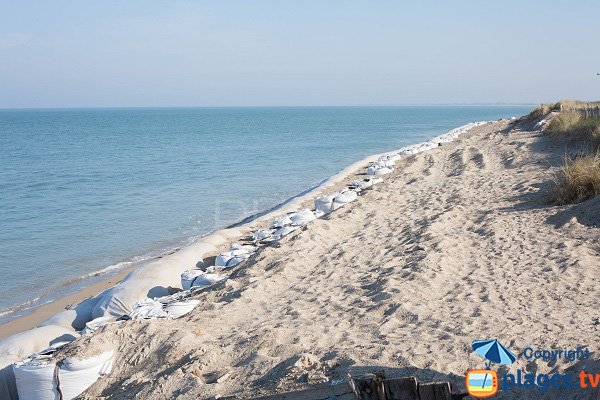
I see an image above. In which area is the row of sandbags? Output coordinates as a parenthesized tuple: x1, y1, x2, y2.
(364, 121, 490, 176)
(249, 177, 385, 246)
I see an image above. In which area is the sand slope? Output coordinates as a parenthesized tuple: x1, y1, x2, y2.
(64, 120, 599, 399)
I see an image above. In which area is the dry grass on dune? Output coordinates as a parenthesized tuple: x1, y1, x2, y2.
(552, 152, 600, 205)
(548, 112, 600, 143)
(528, 100, 600, 204)
(526, 103, 553, 120)
(527, 99, 600, 122)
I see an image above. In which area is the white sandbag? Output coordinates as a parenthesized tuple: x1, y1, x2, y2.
(430, 121, 487, 144)
(189, 272, 227, 290)
(194, 259, 206, 270)
(376, 156, 395, 167)
(314, 190, 358, 214)
(215, 248, 252, 268)
(13, 358, 56, 400)
(59, 350, 114, 399)
(164, 300, 200, 318)
(252, 229, 273, 242)
(351, 177, 383, 190)
(367, 164, 393, 176)
(0, 357, 18, 400)
(91, 229, 241, 319)
(81, 317, 114, 335)
(181, 269, 205, 290)
(129, 298, 169, 319)
(350, 179, 371, 190)
(39, 295, 104, 332)
(13, 350, 114, 400)
(268, 214, 292, 229)
(272, 225, 299, 240)
(0, 325, 79, 366)
(289, 208, 316, 226)
(314, 194, 337, 214)
(0, 326, 78, 400)
(334, 190, 358, 205)
(396, 141, 435, 156)
(229, 243, 255, 252)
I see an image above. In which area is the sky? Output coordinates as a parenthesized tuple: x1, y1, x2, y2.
(0, 0, 599, 108)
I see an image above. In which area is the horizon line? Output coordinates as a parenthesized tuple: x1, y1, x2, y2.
(0, 103, 538, 111)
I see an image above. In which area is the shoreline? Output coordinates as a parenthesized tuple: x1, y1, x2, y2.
(0, 120, 492, 341)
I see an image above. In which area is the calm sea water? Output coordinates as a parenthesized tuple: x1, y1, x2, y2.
(0, 106, 530, 318)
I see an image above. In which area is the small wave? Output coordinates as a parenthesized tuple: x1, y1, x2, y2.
(0, 295, 41, 318)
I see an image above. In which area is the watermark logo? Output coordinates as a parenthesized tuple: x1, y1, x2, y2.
(466, 339, 516, 399)
(466, 341, 595, 397)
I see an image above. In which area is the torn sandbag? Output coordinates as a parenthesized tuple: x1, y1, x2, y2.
(164, 300, 200, 319)
(268, 214, 292, 229)
(181, 270, 227, 291)
(81, 317, 114, 335)
(272, 225, 299, 240)
(252, 229, 273, 243)
(129, 298, 169, 319)
(289, 208, 317, 226)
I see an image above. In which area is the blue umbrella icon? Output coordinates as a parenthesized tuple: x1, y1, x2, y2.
(472, 339, 516, 366)
(472, 339, 516, 389)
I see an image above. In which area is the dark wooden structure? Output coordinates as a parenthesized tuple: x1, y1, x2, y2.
(250, 372, 466, 400)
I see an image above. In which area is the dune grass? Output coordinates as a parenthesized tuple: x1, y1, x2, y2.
(528, 100, 600, 204)
(527, 100, 600, 123)
(548, 112, 600, 143)
(552, 152, 600, 204)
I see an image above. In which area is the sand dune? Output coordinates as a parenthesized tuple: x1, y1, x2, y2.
(60, 119, 599, 399)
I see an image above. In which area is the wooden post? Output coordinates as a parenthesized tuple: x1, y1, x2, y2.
(351, 372, 385, 400)
(250, 374, 457, 400)
(383, 377, 419, 400)
(417, 382, 453, 400)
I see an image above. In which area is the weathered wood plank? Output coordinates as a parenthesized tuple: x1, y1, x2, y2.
(352, 373, 385, 400)
(249, 375, 454, 400)
(417, 382, 452, 400)
(383, 377, 419, 400)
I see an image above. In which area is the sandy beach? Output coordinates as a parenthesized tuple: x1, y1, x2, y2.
(29, 117, 595, 399)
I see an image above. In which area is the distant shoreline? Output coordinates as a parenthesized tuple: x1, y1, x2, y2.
(0, 104, 536, 111)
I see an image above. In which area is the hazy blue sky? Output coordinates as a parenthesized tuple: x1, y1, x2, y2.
(1, 0, 599, 108)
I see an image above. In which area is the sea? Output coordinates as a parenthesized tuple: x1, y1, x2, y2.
(0, 106, 531, 322)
